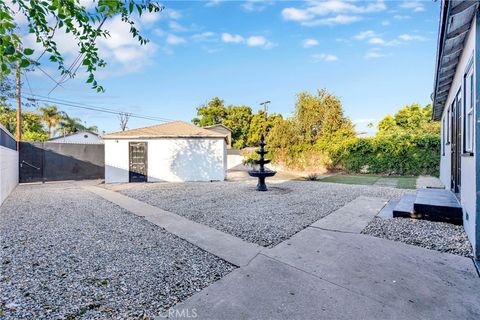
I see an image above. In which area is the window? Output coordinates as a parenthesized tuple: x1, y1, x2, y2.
(464, 61, 474, 154)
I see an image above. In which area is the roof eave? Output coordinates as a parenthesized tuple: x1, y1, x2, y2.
(432, 0, 478, 120)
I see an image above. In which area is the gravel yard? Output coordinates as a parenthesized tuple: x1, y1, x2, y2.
(0, 182, 235, 319)
(112, 180, 409, 247)
(362, 217, 472, 257)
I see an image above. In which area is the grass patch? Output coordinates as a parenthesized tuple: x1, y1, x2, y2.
(319, 175, 380, 185)
(395, 176, 417, 189)
(318, 174, 417, 189)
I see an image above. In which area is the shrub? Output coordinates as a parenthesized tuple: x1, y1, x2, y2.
(331, 133, 440, 176)
(306, 173, 320, 181)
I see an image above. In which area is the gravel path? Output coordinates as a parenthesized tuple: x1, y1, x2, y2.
(0, 182, 235, 319)
(362, 217, 472, 257)
(114, 181, 409, 247)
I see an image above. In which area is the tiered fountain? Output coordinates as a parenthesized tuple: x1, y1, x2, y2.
(248, 134, 276, 191)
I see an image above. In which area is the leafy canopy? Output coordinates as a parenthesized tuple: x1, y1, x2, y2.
(192, 97, 279, 148)
(266, 89, 355, 150)
(0, 105, 49, 141)
(192, 97, 228, 127)
(0, 0, 163, 92)
(377, 103, 439, 135)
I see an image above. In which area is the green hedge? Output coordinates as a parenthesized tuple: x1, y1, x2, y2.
(332, 134, 440, 176)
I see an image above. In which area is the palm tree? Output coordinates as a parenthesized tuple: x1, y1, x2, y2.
(38, 105, 61, 138)
(56, 112, 99, 136)
(57, 112, 84, 135)
(86, 125, 98, 133)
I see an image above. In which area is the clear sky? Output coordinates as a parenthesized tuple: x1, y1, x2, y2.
(22, 0, 440, 135)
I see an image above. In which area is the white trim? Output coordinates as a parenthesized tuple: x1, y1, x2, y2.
(464, 54, 475, 153)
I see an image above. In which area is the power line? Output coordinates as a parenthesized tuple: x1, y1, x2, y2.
(49, 17, 108, 95)
(23, 71, 35, 97)
(21, 93, 174, 123)
(17, 48, 63, 88)
(28, 93, 174, 122)
(34, 65, 64, 88)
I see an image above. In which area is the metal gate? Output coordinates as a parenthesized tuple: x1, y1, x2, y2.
(129, 142, 148, 182)
(19, 142, 105, 183)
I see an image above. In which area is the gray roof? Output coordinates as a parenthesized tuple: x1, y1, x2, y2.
(103, 121, 227, 139)
(432, 0, 478, 120)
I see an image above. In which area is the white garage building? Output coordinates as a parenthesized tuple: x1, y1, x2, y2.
(103, 121, 228, 183)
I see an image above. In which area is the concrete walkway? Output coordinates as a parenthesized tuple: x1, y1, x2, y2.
(175, 227, 479, 319)
(311, 196, 387, 233)
(85, 186, 262, 267)
(172, 197, 480, 320)
(87, 186, 480, 319)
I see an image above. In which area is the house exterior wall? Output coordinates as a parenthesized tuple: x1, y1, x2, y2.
(50, 132, 103, 144)
(105, 139, 129, 183)
(0, 125, 18, 206)
(439, 16, 477, 252)
(105, 138, 226, 183)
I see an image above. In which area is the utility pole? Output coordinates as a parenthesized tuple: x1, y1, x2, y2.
(259, 100, 271, 135)
(16, 62, 21, 150)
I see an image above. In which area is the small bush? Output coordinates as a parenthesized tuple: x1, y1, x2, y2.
(306, 173, 320, 181)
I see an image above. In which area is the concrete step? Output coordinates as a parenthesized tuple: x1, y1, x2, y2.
(392, 194, 418, 218)
(414, 188, 463, 225)
(377, 197, 400, 219)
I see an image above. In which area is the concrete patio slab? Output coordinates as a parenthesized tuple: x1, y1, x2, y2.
(171, 254, 406, 320)
(177, 226, 479, 319)
(264, 227, 480, 319)
(311, 196, 388, 233)
(416, 175, 444, 189)
(85, 186, 262, 267)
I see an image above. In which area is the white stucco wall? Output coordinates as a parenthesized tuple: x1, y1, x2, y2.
(227, 154, 245, 169)
(105, 139, 130, 183)
(105, 138, 226, 183)
(0, 146, 18, 206)
(439, 17, 476, 248)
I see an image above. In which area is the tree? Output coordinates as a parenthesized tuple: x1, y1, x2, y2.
(39, 105, 61, 138)
(0, 72, 15, 106)
(192, 97, 228, 126)
(294, 89, 354, 144)
(377, 103, 440, 135)
(247, 110, 282, 146)
(223, 106, 252, 148)
(57, 112, 98, 135)
(267, 117, 300, 149)
(119, 112, 130, 131)
(0, 0, 163, 92)
(378, 115, 396, 133)
(0, 105, 16, 133)
(192, 98, 255, 148)
(0, 105, 48, 141)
